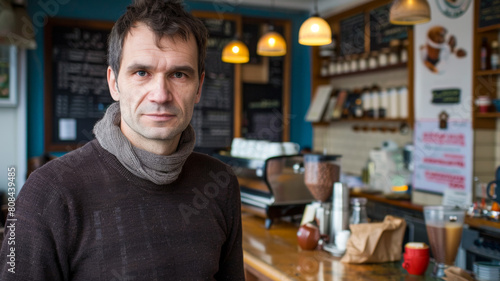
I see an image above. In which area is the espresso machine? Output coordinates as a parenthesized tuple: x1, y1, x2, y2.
(214, 154, 316, 229)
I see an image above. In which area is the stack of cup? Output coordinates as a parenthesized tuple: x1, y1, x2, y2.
(330, 182, 350, 246)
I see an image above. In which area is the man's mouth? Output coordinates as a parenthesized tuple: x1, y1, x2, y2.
(143, 113, 175, 122)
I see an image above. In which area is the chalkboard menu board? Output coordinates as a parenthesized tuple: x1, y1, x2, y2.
(242, 22, 261, 64)
(242, 56, 284, 142)
(44, 18, 114, 151)
(340, 13, 365, 56)
(369, 4, 408, 51)
(191, 16, 235, 151)
(479, 0, 500, 29)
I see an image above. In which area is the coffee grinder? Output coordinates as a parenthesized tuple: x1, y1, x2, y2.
(303, 154, 345, 254)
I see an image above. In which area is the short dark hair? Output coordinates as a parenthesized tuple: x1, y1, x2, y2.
(108, 0, 208, 78)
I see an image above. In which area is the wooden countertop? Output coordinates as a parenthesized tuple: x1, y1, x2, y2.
(242, 212, 439, 281)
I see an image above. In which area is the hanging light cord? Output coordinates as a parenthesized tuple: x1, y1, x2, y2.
(313, 0, 319, 17)
(269, 0, 276, 31)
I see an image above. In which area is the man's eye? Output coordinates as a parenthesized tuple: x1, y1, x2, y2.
(136, 71, 147, 77)
(173, 72, 184, 78)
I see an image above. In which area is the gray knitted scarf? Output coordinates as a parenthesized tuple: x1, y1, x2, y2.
(93, 102, 195, 185)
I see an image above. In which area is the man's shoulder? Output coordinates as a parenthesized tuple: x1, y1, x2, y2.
(28, 140, 104, 183)
(187, 152, 231, 170)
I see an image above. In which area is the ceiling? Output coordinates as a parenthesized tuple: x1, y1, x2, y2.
(194, 0, 372, 17)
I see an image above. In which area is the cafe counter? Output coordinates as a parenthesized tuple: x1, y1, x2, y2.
(242, 212, 440, 281)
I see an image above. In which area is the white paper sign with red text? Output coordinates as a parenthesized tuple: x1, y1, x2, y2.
(413, 120, 472, 202)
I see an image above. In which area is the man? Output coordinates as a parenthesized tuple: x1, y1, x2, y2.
(0, 0, 244, 279)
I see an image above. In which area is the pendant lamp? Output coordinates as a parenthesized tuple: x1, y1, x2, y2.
(389, 0, 431, 25)
(0, 0, 36, 49)
(257, 25, 286, 56)
(299, 0, 331, 46)
(257, 0, 286, 56)
(221, 39, 249, 64)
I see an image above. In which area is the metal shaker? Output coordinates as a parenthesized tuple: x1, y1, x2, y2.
(329, 182, 350, 243)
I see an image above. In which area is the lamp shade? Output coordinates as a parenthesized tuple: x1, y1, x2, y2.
(0, 0, 36, 49)
(389, 0, 431, 25)
(257, 31, 286, 56)
(221, 39, 249, 64)
(299, 16, 332, 46)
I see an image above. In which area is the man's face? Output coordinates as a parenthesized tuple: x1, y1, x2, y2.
(107, 22, 204, 148)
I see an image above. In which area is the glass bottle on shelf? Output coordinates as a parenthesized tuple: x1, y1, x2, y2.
(491, 40, 499, 70)
(378, 48, 389, 67)
(350, 54, 358, 72)
(328, 58, 336, 75)
(353, 96, 363, 118)
(368, 51, 378, 69)
(336, 57, 344, 74)
(358, 54, 367, 71)
(343, 55, 351, 73)
(400, 40, 408, 63)
(388, 87, 399, 119)
(398, 86, 409, 119)
(389, 39, 400, 65)
(379, 88, 388, 118)
(321, 60, 329, 77)
(362, 90, 372, 118)
(481, 37, 491, 70)
(370, 87, 380, 119)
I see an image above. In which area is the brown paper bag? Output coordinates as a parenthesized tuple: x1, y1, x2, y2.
(442, 266, 475, 281)
(341, 215, 406, 264)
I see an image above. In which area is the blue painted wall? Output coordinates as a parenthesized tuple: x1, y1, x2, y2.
(26, 0, 312, 157)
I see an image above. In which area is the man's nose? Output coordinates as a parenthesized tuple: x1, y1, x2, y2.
(148, 76, 173, 103)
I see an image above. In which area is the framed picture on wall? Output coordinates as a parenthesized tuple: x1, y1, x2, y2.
(0, 45, 17, 107)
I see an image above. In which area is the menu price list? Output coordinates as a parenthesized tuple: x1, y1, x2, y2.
(369, 3, 408, 52)
(340, 13, 365, 56)
(191, 20, 234, 149)
(49, 24, 114, 144)
(479, 0, 500, 29)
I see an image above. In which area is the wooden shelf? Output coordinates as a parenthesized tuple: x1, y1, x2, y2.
(340, 117, 408, 122)
(476, 69, 500, 76)
(477, 24, 500, 33)
(320, 62, 407, 79)
(465, 216, 500, 230)
(313, 117, 409, 127)
(475, 112, 500, 118)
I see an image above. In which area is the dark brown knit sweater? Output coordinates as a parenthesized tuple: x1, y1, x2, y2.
(0, 140, 244, 280)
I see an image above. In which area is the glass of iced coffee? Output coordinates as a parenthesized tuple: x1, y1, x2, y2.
(423, 206, 466, 278)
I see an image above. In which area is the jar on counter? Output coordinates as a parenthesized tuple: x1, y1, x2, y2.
(350, 197, 368, 225)
(368, 52, 378, 69)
